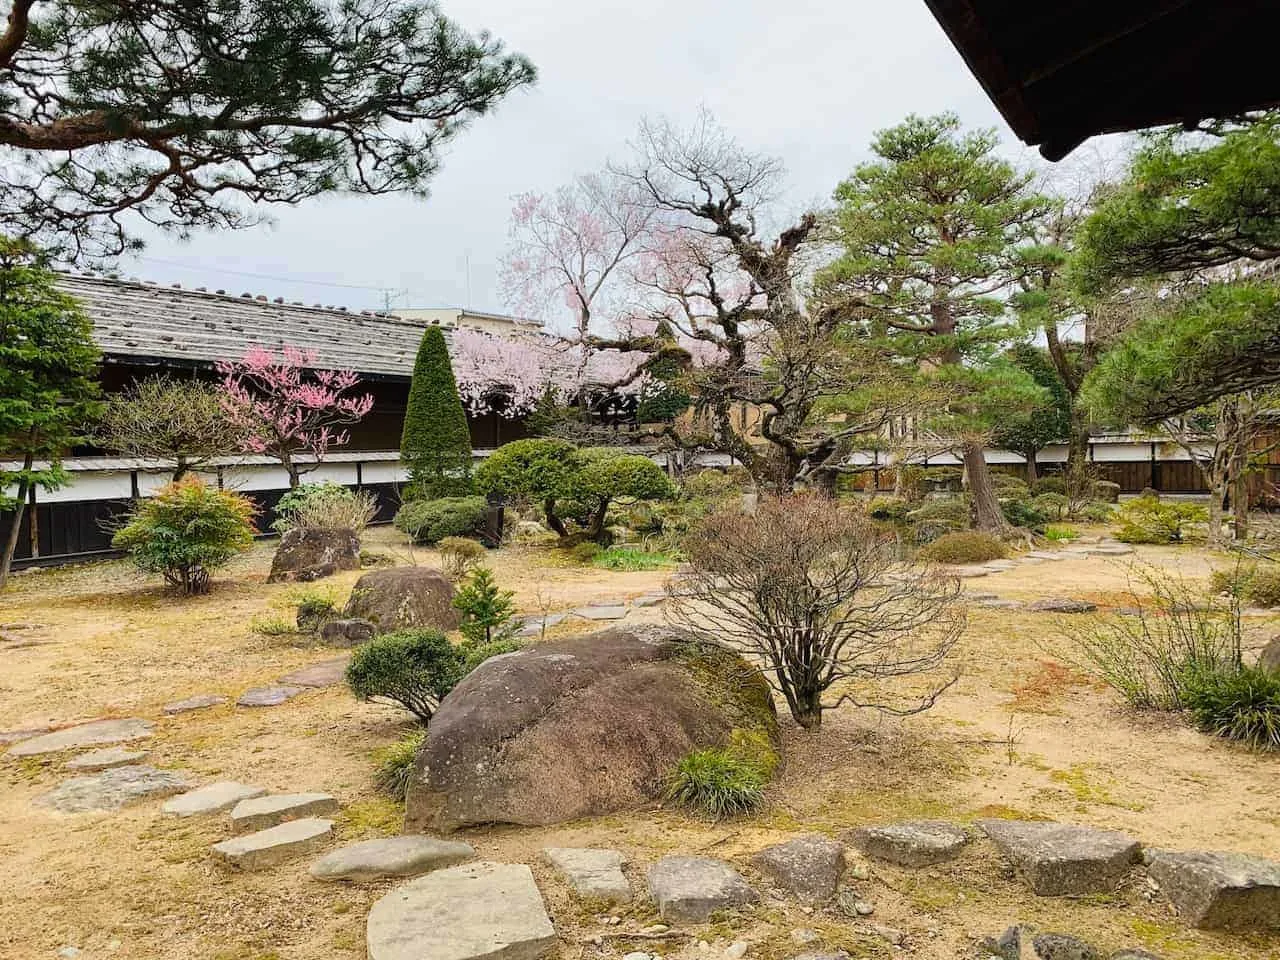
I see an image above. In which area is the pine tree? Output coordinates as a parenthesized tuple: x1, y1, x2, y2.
(452, 566, 518, 646)
(0, 239, 101, 587)
(401, 326, 473, 499)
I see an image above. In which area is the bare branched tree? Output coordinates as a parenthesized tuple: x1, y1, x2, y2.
(666, 494, 965, 729)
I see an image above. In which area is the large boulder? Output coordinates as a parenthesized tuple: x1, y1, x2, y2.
(405, 626, 779, 832)
(343, 567, 460, 634)
(1258, 636, 1280, 673)
(267, 527, 360, 583)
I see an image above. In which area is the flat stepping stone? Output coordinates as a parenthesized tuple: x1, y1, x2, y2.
(950, 566, 990, 578)
(749, 834, 846, 902)
(311, 836, 475, 882)
(982, 560, 1018, 571)
(978, 820, 1140, 896)
(366, 861, 556, 960)
(1144, 848, 1280, 930)
(65, 747, 148, 771)
(1026, 552, 1067, 561)
(237, 685, 306, 707)
(212, 817, 333, 870)
(648, 855, 758, 922)
(163, 781, 266, 817)
(851, 821, 969, 867)
(163, 694, 227, 714)
(975, 599, 1023, 610)
(34, 765, 192, 813)
(8, 718, 152, 757)
(632, 595, 666, 607)
(278, 656, 350, 688)
(230, 792, 339, 832)
(1086, 545, 1133, 556)
(517, 613, 566, 637)
(542, 847, 631, 903)
(1026, 598, 1098, 614)
(572, 605, 628, 621)
(0, 726, 54, 745)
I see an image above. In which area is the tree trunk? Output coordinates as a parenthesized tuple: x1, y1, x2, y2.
(0, 469, 31, 591)
(1205, 477, 1228, 550)
(172, 458, 191, 482)
(963, 441, 1009, 534)
(586, 498, 611, 542)
(1024, 448, 1039, 484)
(543, 497, 567, 538)
(787, 685, 824, 729)
(1066, 408, 1090, 471)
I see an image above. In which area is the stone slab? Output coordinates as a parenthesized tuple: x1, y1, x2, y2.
(1026, 598, 1099, 614)
(647, 855, 758, 922)
(162, 694, 228, 715)
(230, 792, 339, 832)
(1026, 552, 1067, 561)
(34, 765, 191, 813)
(163, 781, 267, 817)
(1144, 848, 1280, 930)
(978, 820, 1140, 896)
(311, 836, 475, 882)
(632, 595, 666, 607)
(278, 656, 351, 688)
(212, 817, 333, 870)
(517, 613, 566, 638)
(572, 605, 629, 621)
(975, 599, 1024, 610)
(9, 718, 153, 757)
(0, 726, 54, 745)
(982, 560, 1018, 571)
(542, 847, 631, 903)
(237, 685, 306, 707)
(366, 861, 557, 960)
(851, 820, 969, 867)
(65, 747, 149, 771)
(749, 834, 846, 902)
(950, 566, 990, 579)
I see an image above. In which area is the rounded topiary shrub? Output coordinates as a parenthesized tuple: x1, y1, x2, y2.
(345, 629, 466, 723)
(917, 530, 1007, 564)
(1031, 476, 1067, 496)
(867, 495, 911, 521)
(393, 496, 487, 545)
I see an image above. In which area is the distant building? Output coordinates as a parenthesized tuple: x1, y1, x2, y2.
(391, 306, 543, 336)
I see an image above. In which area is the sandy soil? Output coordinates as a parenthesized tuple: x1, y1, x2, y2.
(1, 528, 1276, 960)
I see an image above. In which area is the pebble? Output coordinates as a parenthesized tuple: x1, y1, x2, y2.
(854, 900, 874, 916)
(725, 942, 749, 959)
(623, 953, 652, 960)
(848, 863, 871, 881)
(791, 929, 821, 944)
(57, 948, 82, 959)
(640, 924, 669, 935)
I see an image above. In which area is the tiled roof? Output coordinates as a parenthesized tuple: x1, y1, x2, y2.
(57, 274, 435, 378)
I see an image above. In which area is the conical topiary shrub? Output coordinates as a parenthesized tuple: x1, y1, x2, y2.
(401, 326, 473, 499)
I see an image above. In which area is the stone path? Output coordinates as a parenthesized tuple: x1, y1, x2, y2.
(237, 685, 306, 707)
(34, 765, 192, 813)
(572, 604, 629, 621)
(1144, 848, 1280, 930)
(366, 862, 556, 960)
(851, 821, 969, 867)
(163, 781, 266, 817)
(311, 836, 475, 882)
(65, 746, 148, 771)
(542, 847, 631, 903)
(648, 855, 757, 922)
(978, 820, 1141, 896)
(8, 718, 152, 757)
(277, 656, 350, 688)
(213, 818, 334, 870)
(750, 835, 846, 903)
(162, 694, 227, 715)
(229, 792, 339, 832)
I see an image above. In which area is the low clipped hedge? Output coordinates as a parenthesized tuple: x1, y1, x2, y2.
(393, 496, 487, 545)
(918, 530, 1007, 564)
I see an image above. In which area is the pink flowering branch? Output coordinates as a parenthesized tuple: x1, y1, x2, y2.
(217, 346, 374, 487)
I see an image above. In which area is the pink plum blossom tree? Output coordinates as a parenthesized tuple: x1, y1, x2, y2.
(218, 346, 374, 487)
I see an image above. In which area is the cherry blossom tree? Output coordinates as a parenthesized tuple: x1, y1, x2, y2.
(218, 346, 374, 487)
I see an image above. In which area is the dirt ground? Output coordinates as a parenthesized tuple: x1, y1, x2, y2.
(1, 527, 1277, 960)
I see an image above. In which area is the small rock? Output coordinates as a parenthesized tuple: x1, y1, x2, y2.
(951, 566, 990, 578)
(162, 694, 227, 714)
(57, 948, 82, 959)
(725, 941, 749, 959)
(1257, 636, 1280, 673)
(851, 821, 968, 867)
(9, 718, 153, 757)
(647, 855, 757, 922)
(1026, 598, 1098, 614)
(65, 746, 148, 771)
(572, 604, 628, 621)
(212, 817, 334, 870)
(978, 820, 1140, 896)
(639, 924, 669, 935)
(542, 847, 631, 903)
(230, 792, 339, 832)
(790, 929, 820, 945)
(1033, 932, 1102, 960)
(623, 953, 651, 960)
(163, 781, 267, 817)
(853, 900, 873, 916)
(847, 862, 871, 881)
(633, 595, 666, 607)
(978, 926, 1021, 960)
(236, 685, 306, 707)
(278, 656, 350, 688)
(319, 618, 377, 647)
(1110, 951, 1163, 960)
(34, 765, 191, 813)
(750, 834, 846, 902)
(868, 924, 904, 946)
(311, 836, 475, 881)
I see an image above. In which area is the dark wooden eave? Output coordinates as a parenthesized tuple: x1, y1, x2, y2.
(924, 0, 1280, 159)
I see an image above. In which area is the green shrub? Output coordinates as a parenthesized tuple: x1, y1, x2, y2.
(437, 535, 485, 580)
(251, 614, 297, 637)
(567, 541, 601, 564)
(592, 547, 676, 571)
(665, 747, 767, 819)
(452, 567, 518, 646)
(918, 530, 1006, 564)
(460, 637, 522, 672)
(473, 437, 579, 510)
(112, 477, 256, 595)
(1092, 480, 1122, 503)
(1115, 497, 1208, 544)
(867, 495, 911, 521)
(393, 496, 487, 545)
(1078, 501, 1115, 522)
(346, 630, 467, 723)
(295, 590, 338, 631)
(905, 496, 969, 542)
(1182, 665, 1280, 750)
(401, 326, 473, 499)
(570, 449, 676, 540)
(1031, 492, 1068, 522)
(273, 481, 377, 533)
(922, 466, 963, 490)
(1001, 497, 1048, 528)
(1043, 524, 1079, 542)
(682, 469, 738, 499)
(1031, 476, 1067, 496)
(1245, 566, 1280, 607)
(991, 472, 1031, 499)
(372, 730, 425, 800)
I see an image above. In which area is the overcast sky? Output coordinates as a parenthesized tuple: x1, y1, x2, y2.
(120, 0, 1039, 321)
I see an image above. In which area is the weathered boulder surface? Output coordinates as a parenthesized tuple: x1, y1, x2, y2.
(648, 855, 758, 922)
(343, 567, 460, 633)
(1258, 636, 1280, 673)
(851, 821, 969, 867)
(1144, 848, 1280, 930)
(977, 820, 1140, 896)
(366, 862, 556, 960)
(405, 626, 778, 832)
(750, 834, 846, 902)
(310, 836, 475, 882)
(319, 618, 377, 647)
(267, 527, 360, 583)
(1031, 933, 1102, 960)
(1026, 598, 1098, 614)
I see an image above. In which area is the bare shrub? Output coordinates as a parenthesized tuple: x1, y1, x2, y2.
(437, 536, 485, 581)
(288, 484, 379, 533)
(667, 493, 965, 729)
